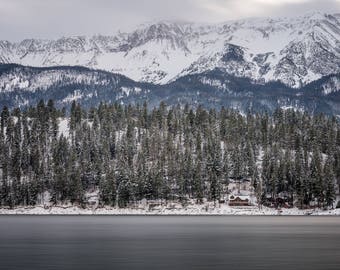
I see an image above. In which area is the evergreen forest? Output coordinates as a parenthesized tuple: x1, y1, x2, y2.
(0, 100, 339, 209)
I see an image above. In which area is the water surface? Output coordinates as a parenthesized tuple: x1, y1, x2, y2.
(0, 216, 339, 270)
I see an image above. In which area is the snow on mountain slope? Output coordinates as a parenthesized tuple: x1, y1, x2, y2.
(0, 65, 120, 93)
(0, 12, 339, 87)
(1, 64, 339, 115)
(322, 76, 340, 95)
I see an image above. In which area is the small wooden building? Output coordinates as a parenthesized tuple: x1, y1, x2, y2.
(228, 195, 250, 206)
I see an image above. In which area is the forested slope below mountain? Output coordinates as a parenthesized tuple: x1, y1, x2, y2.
(0, 101, 339, 209)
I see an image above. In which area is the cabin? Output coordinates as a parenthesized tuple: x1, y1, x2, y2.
(264, 192, 292, 208)
(85, 191, 99, 209)
(228, 195, 250, 206)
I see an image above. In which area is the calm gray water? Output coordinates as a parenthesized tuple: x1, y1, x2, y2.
(0, 216, 339, 270)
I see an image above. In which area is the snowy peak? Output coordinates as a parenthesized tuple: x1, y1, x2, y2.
(126, 22, 190, 50)
(0, 13, 339, 87)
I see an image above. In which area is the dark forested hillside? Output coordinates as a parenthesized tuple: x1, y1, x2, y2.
(0, 100, 339, 209)
(1, 64, 340, 115)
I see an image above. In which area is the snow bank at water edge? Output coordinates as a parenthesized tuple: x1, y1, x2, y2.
(1, 205, 339, 216)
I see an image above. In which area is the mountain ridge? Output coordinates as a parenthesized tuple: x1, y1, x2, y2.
(0, 63, 339, 115)
(1, 12, 339, 87)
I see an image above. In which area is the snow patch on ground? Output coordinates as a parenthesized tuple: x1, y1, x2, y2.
(58, 118, 69, 137)
(1, 204, 339, 216)
(62, 89, 83, 103)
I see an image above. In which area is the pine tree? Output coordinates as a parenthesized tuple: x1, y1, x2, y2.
(310, 147, 324, 206)
(100, 168, 116, 207)
(324, 156, 336, 208)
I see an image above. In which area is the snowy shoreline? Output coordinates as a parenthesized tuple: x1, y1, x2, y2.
(1, 205, 340, 216)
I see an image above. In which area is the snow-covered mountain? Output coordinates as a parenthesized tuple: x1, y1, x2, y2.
(1, 64, 339, 115)
(1, 12, 339, 87)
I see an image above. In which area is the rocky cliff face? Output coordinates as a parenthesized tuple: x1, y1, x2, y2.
(1, 13, 339, 87)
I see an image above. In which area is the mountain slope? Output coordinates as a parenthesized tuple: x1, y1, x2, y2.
(0, 64, 152, 108)
(0, 13, 339, 87)
(1, 63, 339, 115)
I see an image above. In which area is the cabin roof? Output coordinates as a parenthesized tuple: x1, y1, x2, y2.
(229, 194, 250, 201)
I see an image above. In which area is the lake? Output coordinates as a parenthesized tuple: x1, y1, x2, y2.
(0, 216, 339, 270)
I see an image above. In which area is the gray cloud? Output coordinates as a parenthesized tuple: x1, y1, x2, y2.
(0, 0, 339, 41)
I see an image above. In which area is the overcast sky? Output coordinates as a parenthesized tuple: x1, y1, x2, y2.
(0, 0, 339, 41)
